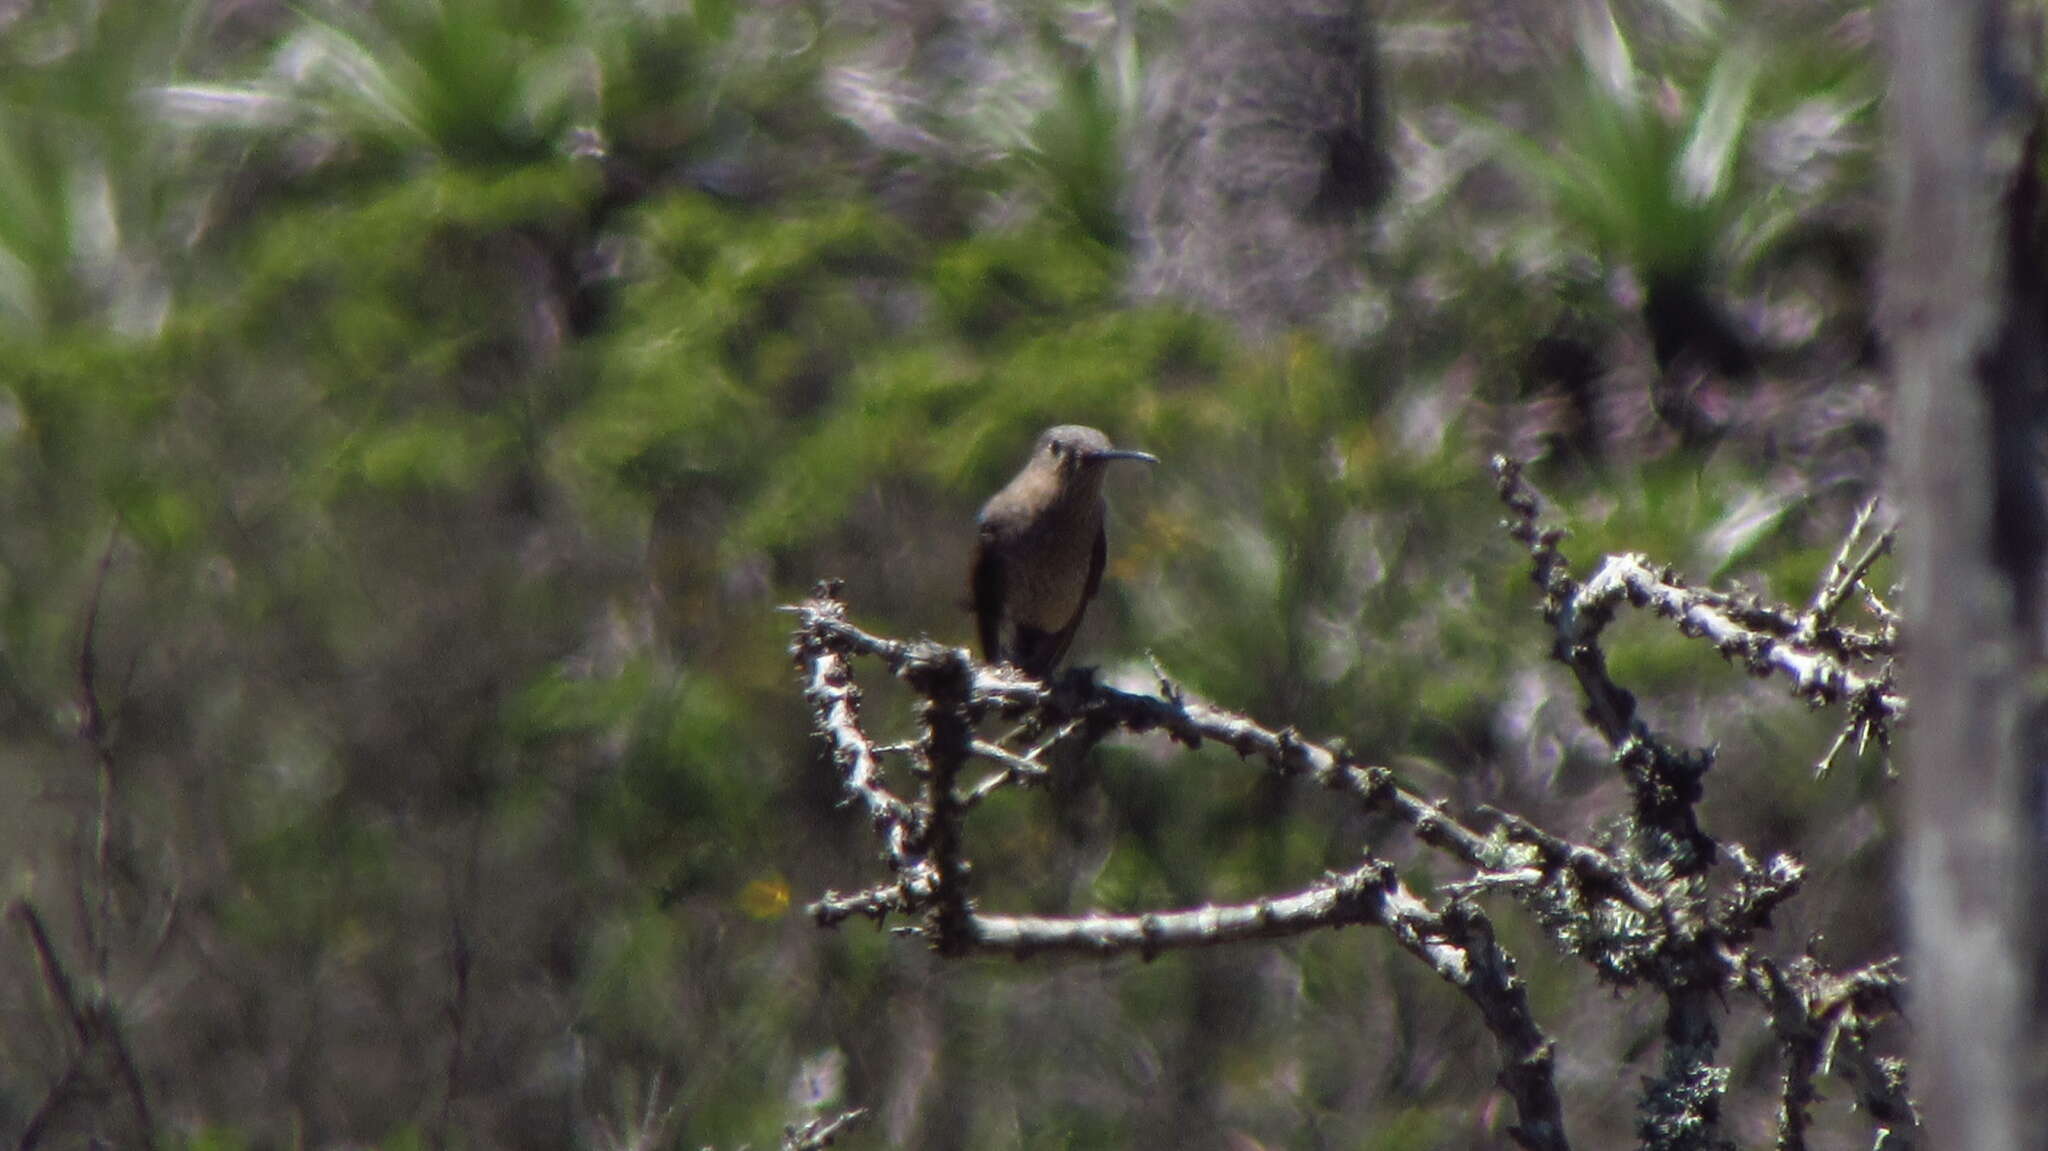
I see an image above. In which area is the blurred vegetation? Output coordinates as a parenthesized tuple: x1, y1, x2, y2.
(0, 0, 1894, 1148)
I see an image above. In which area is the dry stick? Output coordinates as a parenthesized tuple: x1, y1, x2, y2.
(9, 899, 158, 1151)
(1491, 458, 1901, 723)
(13, 1060, 87, 1151)
(75, 534, 119, 983)
(782, 1107, 868, 1151)
(1498, 461, 1902, 786)
(1802, 501, 1896, 641)
(794, 591, 945, 929)
(1496, 459, 1736, 1144)
(795, 584, 1914, 1143)
(1510, 480, 1733, 1145)
(11, 901, 91, 1049)
(1810, 500, 1879, 611)
(434, 902, 474, 1150)
(960, 739, 1050, 809)
(1580, 553, 1902, 712)
(1714, 846, 1807, 946)
(970, 859, 1571, 1147)
(60, 538, 160, 1151)
(793, 595, 1684, 949)
(969, 857, 1414, 957)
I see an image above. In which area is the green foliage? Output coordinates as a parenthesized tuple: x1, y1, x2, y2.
(584, 900, 685, 1039)
(930, 224, 1119, 335)
(0, 1, 192, 337)
(233, 0, 587, 166)
(1502, 0, 1771, 291)
(334, 413, 508, 495)
(1019, 47, 1131, 249)
(223, 812, 401, 953)
(0, 106, 84, 335)
(571, 194, 904, 493)
(158, 0, 774, 186)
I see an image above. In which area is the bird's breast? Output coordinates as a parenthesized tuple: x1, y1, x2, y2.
(997, 501, 1102, 632)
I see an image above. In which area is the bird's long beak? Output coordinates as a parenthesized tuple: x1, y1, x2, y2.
(1086, 448, 1159, 465)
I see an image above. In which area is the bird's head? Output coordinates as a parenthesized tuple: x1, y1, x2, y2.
(1032, 425, 1159, 480)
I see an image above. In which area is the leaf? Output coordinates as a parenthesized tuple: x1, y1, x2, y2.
(1680, 46, 1762, 206)
(1574, 0, 1639, 107)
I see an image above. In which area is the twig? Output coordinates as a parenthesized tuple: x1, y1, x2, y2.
(1491, 458, 1902, 730)
(11, 900, 91, 1048)
(9, 898, 158, 1151)
(1581, 552, 1902, 713)
(791, 587, 924, 872)
(1803, 501, 1895, 639)
(76, 533, 120, 981)
(783, 1107, 868, 1151)
(960, 739, 1051, 809)
(966, 858, 1409, 957)
(14, 1059, 87, 1151)
(434, 910, 473, 1150)
(907, 645, 976, 954)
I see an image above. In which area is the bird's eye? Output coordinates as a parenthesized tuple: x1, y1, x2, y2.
(1046, 442, 1060, 457)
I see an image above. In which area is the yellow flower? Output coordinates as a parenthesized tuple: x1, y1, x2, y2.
(738, 875, 791, 919)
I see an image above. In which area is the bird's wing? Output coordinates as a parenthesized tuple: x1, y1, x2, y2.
(1084, 518, 1106, 604)
(970, 523, 1003, 662)
(1041, 521, 1107, 675)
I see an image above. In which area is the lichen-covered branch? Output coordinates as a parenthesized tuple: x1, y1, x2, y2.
(791, 459, 1914, 1151)
(966, 858, 1428, 960)
(790, 587, 1570, 1150)
(1493, 457, 1901, 782)
(1741, 953, 1914, 1151)
(1489, 459, 1914, 1149)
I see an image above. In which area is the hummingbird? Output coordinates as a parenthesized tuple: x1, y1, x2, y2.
(970, 425, 1157, 678)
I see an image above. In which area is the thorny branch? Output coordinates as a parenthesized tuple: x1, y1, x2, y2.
(1491, 458, 1901, 781)
(1490, 457, 1913, 1149)
(792, 587, 1565, 1150)
(792, 461, 1913, 1151)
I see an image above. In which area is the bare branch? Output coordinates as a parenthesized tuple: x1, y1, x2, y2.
(965, 859, 1411, 957)
(75, 533, 121, 982)
(782, 1107, 868, 1151)
(1804, 501, 1896, 640)
(9, 898, 157, 1151)
(790, 587, 925, 873)
(958, 738, 1051, 810)
(1581, 552, 1901, 713)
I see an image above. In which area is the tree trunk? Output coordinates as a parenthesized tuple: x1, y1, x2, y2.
(1885, 2, 2046, 1148)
